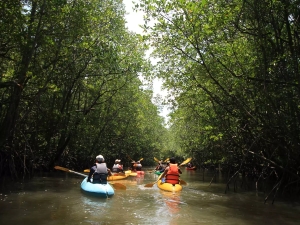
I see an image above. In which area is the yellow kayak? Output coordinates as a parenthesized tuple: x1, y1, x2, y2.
(125, 170, 137, 176)
(157, 180, 183, 192)
(156, 173, 182, 192)
(107, 174, 129, 181)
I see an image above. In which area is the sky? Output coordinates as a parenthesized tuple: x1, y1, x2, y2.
(123, 1, 171, 121)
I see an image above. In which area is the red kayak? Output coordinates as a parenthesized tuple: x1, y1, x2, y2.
(186, 166, 197, 170)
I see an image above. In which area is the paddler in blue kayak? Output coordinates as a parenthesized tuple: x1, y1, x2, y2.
(87, 155, 112, 184)
(160, 157, 182, 184)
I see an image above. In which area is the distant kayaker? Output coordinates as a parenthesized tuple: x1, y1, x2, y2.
(87, 155, 112, 184)
(112, 159, 123, 173)
(187, 162, 193, 168)
(131, 161, 137, 171)
(155, 161, 163, 171)
(136, 161, 142, 171)
(160, 157, 182, 184)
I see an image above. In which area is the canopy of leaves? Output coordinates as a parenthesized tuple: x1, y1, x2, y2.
(138, 0, 300, 199)
(0, 0, 167, 177)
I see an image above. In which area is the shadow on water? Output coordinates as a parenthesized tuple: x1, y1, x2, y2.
(0, 169, 299, 225)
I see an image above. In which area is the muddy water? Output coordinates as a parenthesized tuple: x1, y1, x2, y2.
(0, 169, 299, 225)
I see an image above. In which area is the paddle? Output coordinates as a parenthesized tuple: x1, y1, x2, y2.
(179, 157, 192, 166)
(144, 174, 163, 188)
(154, 157, 160, 162)
(54, 166, 126, 190)
(179, 179, 187, 185)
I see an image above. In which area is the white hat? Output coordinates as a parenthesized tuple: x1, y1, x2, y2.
(96, 155, 104, 161)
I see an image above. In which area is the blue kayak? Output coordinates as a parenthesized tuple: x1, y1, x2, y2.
(80, 177, 114, 197)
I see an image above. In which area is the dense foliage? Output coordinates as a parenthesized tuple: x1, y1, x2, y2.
(139, 0, 300, 200)
(2, 0, 300, 202)
(0, 0, 167, 178)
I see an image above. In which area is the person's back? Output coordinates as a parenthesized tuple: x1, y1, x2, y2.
(136, 161, 142, 171)
(93, 162, 109, 184)
(161, 158, 182, 184)
(112, 159, 121, 173)
(88, 155, 111, 184)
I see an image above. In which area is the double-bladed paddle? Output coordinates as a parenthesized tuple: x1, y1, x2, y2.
(144, 174, 163, 188)
(179, 157, 192, 166)
(154, 157, 160, 162)
(54, 166, 126, 190)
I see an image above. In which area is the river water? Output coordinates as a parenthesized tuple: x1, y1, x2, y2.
(0, 168, 299, 225)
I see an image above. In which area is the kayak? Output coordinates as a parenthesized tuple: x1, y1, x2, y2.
(108, 174, 130, 181)
(186, 166, 197, 170)
(81, 177, 114, 197)
(155, 173, 182, 192)
(154, 171, 162, 175)
(157, 179, 183, 192)
(125, 170, 137, 176)
(125, 170, 144, 176)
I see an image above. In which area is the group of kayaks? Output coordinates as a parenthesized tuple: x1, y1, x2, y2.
(56, 158, 193, 198)
(80, 168, 186, 197)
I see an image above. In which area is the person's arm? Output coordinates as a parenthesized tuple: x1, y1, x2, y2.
(87, 167, 95, 182)
(160, 167, 169, 179)
(107, 168, 112, 176)
(178, 167, 182, 174)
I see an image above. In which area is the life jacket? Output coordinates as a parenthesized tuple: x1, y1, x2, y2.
(112, 164, 120, 173)
(136, 163, 142, 171)
(165, 163, 180, 184)
(93, 163, 108, 184)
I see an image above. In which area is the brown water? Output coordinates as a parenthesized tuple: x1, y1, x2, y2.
(0, 169, 299, 225)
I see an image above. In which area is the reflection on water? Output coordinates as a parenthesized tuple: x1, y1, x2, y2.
(161, 191, 184, 215)
(0, 169, 299, 225)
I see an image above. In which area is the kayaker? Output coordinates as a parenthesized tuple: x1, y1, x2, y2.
(160, 162, 167, 173)
(118, 161, 124, 172)
(155, 161, 163, 171)
(131, 161, 137, 171)
(187, 162, 193, 168)
(160, 157, 182, 184)
(112, 159, 122, 173)
(136, 161, 142, 171)
(87, 155, 112, 184)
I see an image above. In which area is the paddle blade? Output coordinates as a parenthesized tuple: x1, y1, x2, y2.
(55, 166, 87, 177)
(179, 158, 192, 166)
(164, 158, 169, 162)
(110, 183, 126, 190)
(84, 169, 90, 173)
(54, 166, 70, 172)
(154, 157, 160, 162)
(139, 158, 143, 161)
(180, 180, 187, 185)
(144, 183, 155, 188)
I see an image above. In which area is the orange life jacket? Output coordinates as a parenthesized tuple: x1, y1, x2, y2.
(166, 163, 180, 184)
